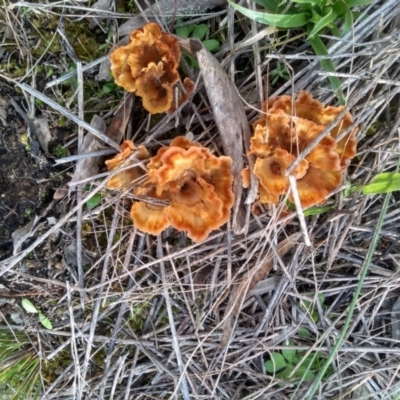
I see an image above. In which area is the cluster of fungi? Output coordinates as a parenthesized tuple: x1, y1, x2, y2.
(106, 23, 358, 242)
(243, 91, 357, 209)
(106, 137, 234, 243)
(109, 22, 194, 114)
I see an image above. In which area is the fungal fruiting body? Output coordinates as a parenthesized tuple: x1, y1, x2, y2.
(109, 22, 194, 114)
(249, 91, 357, 208)
(105, 140, 149, 191)
(106, 137, 234, 242)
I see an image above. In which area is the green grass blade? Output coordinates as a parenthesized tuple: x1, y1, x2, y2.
(346, 0, 372, 6)
(305, 192, 392, 399)
(228, 1, 308, 28)
(252, 0, 279, 10)
(362, 172, 400, 194)
(308, 34, 345, 104)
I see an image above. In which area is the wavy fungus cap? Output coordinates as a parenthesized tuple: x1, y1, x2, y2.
(105, 140, 149, 191)
(249, 90, 357, 208)
(130, 136, 234, 242)
(109, 22, 194, 114)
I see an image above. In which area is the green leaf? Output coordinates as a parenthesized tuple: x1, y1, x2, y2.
(341, 10, 354, 37)
(228, 1, 308, 28)
(276, 365, 294, 380)
(265, 352, 287, 373)
(308, 7, 338, 37)
(252, 0, 279, 11)
(176, 25, 191, 38)
(176, 23, 196, 38)
(291, 0, 322, 4)
(346, 0, 372, 6)
(203, 39, 220, 52)
(38, 312, 53, 330)
(294, 368, 315, 380)
(102, 82, 116, 94)
(308, 34, 345, 104)
(362, 172, 400, 195)
(183, 53, 199, 69)
(22, 299, 38, 314)
(331, 1, 348, 17)
(318, 292, 326, 305)
(192, 24, 209, 41)
(86, 193, 102, 209)
(311, 311, 319, 323)
(298, 327, 311, 338)
(282, 347, 296, 363)
(301, 352, 321, 368)
(301, 298, 312, 311)
(303, 205, 334, 216)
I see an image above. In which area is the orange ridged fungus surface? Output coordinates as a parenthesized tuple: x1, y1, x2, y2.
(106, 137, 234, 242)
(109, 22, 194, 114)
(105, 140, 149, 191)
(249, 91, 357, 208)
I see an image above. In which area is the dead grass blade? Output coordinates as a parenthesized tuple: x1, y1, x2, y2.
(221, 232, 302, 347)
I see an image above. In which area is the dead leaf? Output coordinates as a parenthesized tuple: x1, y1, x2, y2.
(247, 275, 281, 298)
(69, 115, 106, 189)
(179, 38, 254, 235)
(220, 232, 301, 347)
(11, 215, 41, 256)
(63, 241, 92, 267)
(88, 0, 111, 29)
(33, 117, 52, 153)
(96, 57, 111, 81)
(54, 115, 107, 199)
(106, 94, 134, 143)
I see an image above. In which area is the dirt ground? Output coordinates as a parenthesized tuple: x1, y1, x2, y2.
(0, 81, 54, 260)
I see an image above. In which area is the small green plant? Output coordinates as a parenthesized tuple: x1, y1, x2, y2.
(229, 0, 372, 104)
(176, 21, 221, 67)
(102, 81, 119, 94)
(130, 301, 151, 331)
(270, 61, 290, 85)
(0, 327, 42, 399)
(265, 342, 334, 382)
(300, 292, 326, 323)
(23, 208, 33, 218)
(22, 299, 53, 330)
(52, 144, 69, 158)
(83, 185, 104, 210)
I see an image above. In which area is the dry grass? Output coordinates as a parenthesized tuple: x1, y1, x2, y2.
(1, 0, 400, 399)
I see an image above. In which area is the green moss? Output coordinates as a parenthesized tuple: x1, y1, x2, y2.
(91, 347, 106, 368)
(52, 144, 69, 158)
(129, 301, 151, 331)
(42, 350, 72, 383)
(64, 20, 104, 61)
(366, 120, 383, 136)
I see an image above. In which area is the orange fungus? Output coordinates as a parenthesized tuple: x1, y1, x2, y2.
(106, 137, 234, 242)
(105, 140, 149, 191)
(248, 91, 357, 208)
(109, 22, 194, 114)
